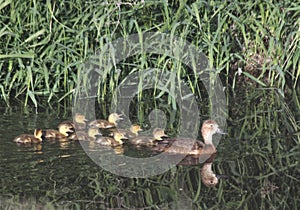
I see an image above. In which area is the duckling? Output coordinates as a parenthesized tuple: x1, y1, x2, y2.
(68, 127, 101, 141)
(89, 113, 122, 129)
(96, 131, 128, 146)
(130, 128, 168, 146)
(44, 124, 74, 139)
(14, 129, 43, 144)
(108, 124, 143, 138)
(152, 119, 226, 155)
(58, 113, 87, 131)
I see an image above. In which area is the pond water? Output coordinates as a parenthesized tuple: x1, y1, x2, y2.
(0, 99, 299, 209)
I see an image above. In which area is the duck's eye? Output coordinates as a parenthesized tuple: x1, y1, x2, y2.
(210, 124, 213, 127)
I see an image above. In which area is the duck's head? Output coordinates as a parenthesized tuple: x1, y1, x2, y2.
(34, 128, 43, 140)
(88, 127, 102, 138)
(113, 132, 128, 144)
(108, 113, 123, 124)
(74, 113, 88, 124)
(153, 128, 168, 140)
(201, 120, 226, 138)
(58, 124, 74, 136)
(130, 124, 143, 134)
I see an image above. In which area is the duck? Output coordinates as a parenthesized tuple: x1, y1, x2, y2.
(43, 124, 74, 139)
(151, 119, 226, 156)
(96, 131, 128, 146)
(108, 124, 143, 138)
(89, 113, 122, 129)
(14, 128, 44, 144)
(58, 113, 87, 131)
(129, 128, 168, 146)
(68, 127, 101, 141)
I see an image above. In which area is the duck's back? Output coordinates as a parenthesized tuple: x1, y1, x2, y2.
(130, 136, 156, 146)
(96, 136, 120, 146)
(89, 119, 115, 129)
(14, 134, 41, 144)
(44, 129, 66, 139)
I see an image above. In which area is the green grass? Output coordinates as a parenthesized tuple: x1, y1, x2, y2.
(0, 0, 299, 108)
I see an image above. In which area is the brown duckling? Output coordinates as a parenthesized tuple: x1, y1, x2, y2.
(130, 128, 168, 146)
(68, 127, 101, 141)
(89, 113, 123, 129)
(44, 124, 74, 139)
(58, 113, 87, 131)
(108, 124, 143, 138)
(152, 119, 226, 155)
(96, 131, 128, 146)
(14, 129, 43, 144)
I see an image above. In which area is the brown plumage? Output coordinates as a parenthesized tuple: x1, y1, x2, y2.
(14, 129, 43, 144)
(89, 113, 122, 129)
(130, 128, 168, 146)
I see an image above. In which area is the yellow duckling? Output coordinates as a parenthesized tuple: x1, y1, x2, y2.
(108, 124, 143, 138)
(14, 129, 43, 144)
(96, 131, 128, 146)
(130, 128, 168, 146)
(89, 113, 123, 129)
(68, 127, 101, 141)
(153, 119, 226, 155)
(58, 113, 88, 131)
(44, 124, 74, 139)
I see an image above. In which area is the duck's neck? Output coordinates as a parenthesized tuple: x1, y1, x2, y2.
(130, 127, 137, 135)
(203, 131, 214, 145)
(59, 129, 68, 136)
(108, 115, 116, 124)
(36, 136, 43, 142)
(115, 138, 123, 144)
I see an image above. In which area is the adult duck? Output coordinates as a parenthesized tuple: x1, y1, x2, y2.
(152, 120, 226, 156)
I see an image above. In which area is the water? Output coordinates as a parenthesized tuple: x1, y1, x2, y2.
(0, 102, 299, 209)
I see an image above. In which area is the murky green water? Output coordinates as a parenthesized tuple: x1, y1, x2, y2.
(0, 100, 299, 209)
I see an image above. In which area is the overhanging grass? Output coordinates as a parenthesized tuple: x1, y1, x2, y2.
(0, 0, 299, 107)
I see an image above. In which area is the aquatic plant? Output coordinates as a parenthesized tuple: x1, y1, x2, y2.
(0, 0, 298, 109)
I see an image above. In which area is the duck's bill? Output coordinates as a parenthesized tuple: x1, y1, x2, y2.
(217, 128, 227, 135)
(216, 174, 230, 180)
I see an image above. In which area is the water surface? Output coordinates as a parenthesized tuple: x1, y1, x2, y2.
(0, 103, 299, 209)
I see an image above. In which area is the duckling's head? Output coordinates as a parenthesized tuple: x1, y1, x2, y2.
(34, 128, 43, 139)
(74, 113, 88, 124)
(113, 132, 128, 144)
(153, 128, 168, 140)
(108, 113, 123, 124)
(58, 124, 74, 136)
(201, 120, 226, 138)
(88, 127, 101, 138)
(130, 124, 143, 134)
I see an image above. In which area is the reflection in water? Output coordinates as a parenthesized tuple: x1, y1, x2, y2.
(0, 103, 299, 209)
(200, 153, 219, 187)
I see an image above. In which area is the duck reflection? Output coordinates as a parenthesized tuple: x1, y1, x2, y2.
(178, 151, 226, 187)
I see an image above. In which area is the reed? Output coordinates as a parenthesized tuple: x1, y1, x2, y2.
(0, 0, 298, 108)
